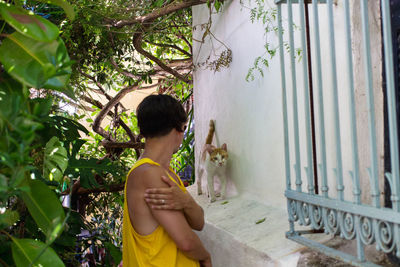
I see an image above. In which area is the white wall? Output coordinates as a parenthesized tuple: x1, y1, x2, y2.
(193, 0, 383, 209)
(194, 0, 287, 207)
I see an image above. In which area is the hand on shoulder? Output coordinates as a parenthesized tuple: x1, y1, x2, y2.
(145, 175, 190, 210)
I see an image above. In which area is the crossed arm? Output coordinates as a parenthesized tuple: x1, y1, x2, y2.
(145, 175, 205, 230)
(142, 168, 210, 266)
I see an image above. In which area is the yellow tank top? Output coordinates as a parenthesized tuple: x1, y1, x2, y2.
(122, 158, 200, 267)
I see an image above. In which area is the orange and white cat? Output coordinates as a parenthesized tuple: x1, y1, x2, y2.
(197, 120, 228, 202)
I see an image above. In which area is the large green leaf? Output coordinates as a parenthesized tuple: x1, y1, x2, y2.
(0, 2, 59, 42)
(66, 158, 121, 189)
(104, 241, 122, 264)
(0, 32, 71, 89)
(43, 136, 68, 182)
(21, 179, 65, 242)
(48, 115, 89, 140)
(11, 238, 64, 267)
(36, 0, 75, 21)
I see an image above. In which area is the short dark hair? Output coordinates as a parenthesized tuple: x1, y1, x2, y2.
(136, 94, 187, 138)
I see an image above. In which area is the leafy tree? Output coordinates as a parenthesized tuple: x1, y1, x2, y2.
(0, 1, 81, 266)
(0, 0, 225, 265)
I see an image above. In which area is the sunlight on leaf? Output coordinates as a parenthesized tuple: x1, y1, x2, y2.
(11, 238, 65, 267)
(43, 136, 68, 182)
(0, 2, 59, 41)
(21, 179, 65, 242)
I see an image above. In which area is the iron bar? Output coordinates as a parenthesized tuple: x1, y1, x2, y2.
(278, 4, 291, 193)
(299, 0, 315, 194)
(278, 3, 295, 233)
(288, 0, 303, 192)
(312, 0, 328, 197)
(381, 0, 400, 212)
(304, 0, 319, 195)
(327, 0, 344, 201)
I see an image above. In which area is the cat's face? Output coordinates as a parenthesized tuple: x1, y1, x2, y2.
(209, 144, 228, 167)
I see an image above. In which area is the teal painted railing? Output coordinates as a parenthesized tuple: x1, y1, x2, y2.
(277, 0, 400, 266)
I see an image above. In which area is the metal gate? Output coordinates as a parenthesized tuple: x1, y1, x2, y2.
(277, 0, 400, 266)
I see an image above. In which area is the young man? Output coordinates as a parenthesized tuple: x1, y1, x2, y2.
(122, 94, 211, 267)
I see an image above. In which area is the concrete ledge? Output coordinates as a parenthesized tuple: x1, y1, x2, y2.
(188, 186, 330, 267)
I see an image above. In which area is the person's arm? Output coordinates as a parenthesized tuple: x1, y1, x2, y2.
(143, 168, 211, 263)
(145, 175, 205, 231)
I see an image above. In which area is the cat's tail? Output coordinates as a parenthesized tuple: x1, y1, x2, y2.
(205, 120, 215, 145)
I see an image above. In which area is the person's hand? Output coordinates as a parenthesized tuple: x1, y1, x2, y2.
(145, 176, 190, 210)
(200, 257, 212, 267)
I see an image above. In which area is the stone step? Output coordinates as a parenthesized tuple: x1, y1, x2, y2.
(188, 186, 330, 267)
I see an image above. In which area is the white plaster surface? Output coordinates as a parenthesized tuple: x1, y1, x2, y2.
(193, 0, 384, 210)
(189, 186, 330, 267)
(192, 0, 384, 266)
(193, 0, 288, 209)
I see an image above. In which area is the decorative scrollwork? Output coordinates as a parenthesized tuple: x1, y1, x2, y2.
(359, 217, 374, 245)
(298, 202, 311, 226)
(340, 212, 356, 240)
(309, 204, 323, 230)
(376, 220, 395, 253)
(286, 196, 400, 257)
(325, 208, 339, 235)
(288, 200, 298, 222)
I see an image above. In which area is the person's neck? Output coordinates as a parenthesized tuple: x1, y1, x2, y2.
(141, 137, 174, 169)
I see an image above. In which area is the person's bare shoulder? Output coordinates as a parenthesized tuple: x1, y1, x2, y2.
(127, 164, 168, 192)
(126, 164, 169, 235)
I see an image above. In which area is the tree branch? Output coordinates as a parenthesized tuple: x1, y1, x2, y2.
(93, 82, 159, 142)
(101, 140, 145, 149)
(112, 0, 209, 29)
(63, 181, 125, 195)
(172, 20, 193, 54)
(81, 94, 137, 142)
(133, 32, 191, 83)
(78, 69, 128, 111)
(144, 40, 192, 57)
(109, 57, 142, 80)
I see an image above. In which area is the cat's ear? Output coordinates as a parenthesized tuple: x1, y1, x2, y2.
(221, 143, 227, 151)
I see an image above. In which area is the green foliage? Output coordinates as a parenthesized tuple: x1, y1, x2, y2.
(0, 2, 60, 41)
(0, 32, 72, 89)
(243, 0, 302, 82)
(0, 0, 78, 265)
(246, 43, 276, 82)
(43, 136, 68, 182)
(105, 241, 123, 265)
(1, 0, 205, 265)
(21, 179, 66, 242)
(207, 0, 224, 12)
(66, 157, 122, 188)
(0, 210, 19, 229)
(35, 0, 76, 20)
(11, 237, 65, 267)
(241, 0, 279, 82)
(171, 83, 195, 184)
